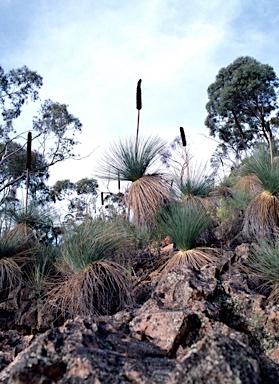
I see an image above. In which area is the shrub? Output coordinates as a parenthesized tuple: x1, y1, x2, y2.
(157, 200, 216, 274)
(0, 224, 35, 298)
(241, 147, 279, 240)
(246, 239, 279, 302)
(47, 219, 134, 318)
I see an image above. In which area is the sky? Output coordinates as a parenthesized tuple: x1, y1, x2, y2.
(1, 0, 279, 191)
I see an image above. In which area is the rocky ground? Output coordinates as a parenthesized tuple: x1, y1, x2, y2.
(0, 244, 279, 383)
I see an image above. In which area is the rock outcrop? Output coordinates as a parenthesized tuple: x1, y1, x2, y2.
(1, 247, 279, 383)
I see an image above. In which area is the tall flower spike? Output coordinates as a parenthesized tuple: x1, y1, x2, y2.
(180, 127, 187, 147)
(25, 131, 32, 213)
(26, 132, 32, 170)
(136, 79, 142, 156)
(136, 79, 142, 110)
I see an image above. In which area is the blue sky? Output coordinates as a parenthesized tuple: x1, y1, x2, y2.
(1, 0, 279, 187)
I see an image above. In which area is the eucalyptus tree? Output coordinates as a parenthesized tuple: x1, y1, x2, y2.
(0, 65, 82, 199)
(50, 177, 98, 220)
(205, 56, 279, 168)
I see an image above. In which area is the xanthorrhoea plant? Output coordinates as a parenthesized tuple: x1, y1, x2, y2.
(46, 219, 133, 318)
(245, 238, 279, 302)
(157, 200, 216, 276)
(96, 135, 171, 228)
(0, 224, 35, 298)
(241, 146, 279, 240)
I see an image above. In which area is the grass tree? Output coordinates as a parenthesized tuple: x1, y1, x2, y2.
(245, 239, 279, 302)
(0, 224, 35, 299)
(5, 201, 55, 242)
(96, 135, 171, 229)
(173, 162, 214, 204)
(24, 244, 59, 299)
(242, 147, 279, 240)
(47, 219, 134, 318)
(157, 200, 216, 277)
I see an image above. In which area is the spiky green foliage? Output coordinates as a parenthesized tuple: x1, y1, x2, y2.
(157, 201, 216, 272)
(159, 201, 212, 251)
(246, 239, 279, 302)
(173, 163, 214, 200)
(61, 219, 129, 272)
(25, 244, 59, 298)
(47, 219, 134, 317)
(0, 224, 34, 258)
(96, 135, 171, 228)
(5, 202, 55, 239)
(96, 135, 167, 181)
(241, 147, 279, 240)
(242, 147, 279, 194)
(0, 224, 35, 297)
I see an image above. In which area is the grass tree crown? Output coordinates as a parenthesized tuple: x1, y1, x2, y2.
(158, 200, 212, 251)
(242, 146, 279, 195)
(96, 135, 167, 182)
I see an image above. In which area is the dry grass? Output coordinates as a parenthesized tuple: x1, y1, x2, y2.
(47, 260, 133, 318)
(125, 174, 171, 229)
(156, 200, 217, 279)
(44, 219, 134, 319)
(234, 174, 263, 195)
(0, 258, 21, 298)
(158, 248, 217, 279)
(243, 191, 279, 240)
(0, 224, 36, 297)
(95, 135, 170, 228)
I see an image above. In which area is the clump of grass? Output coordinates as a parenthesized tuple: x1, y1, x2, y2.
(24, 244, 59, 299)
(242, 148, 279, 194)
(50, 261, 132, 317)
(214, 191, 255, 242)
(96, 135, 166, 181)
(241, 147, 279, 240)
(157, 201, 216, 275)
(5, 202, 55, 241)
(245, 239, 279, 302)
(173, 162, 214, 202)
(96, 135, 171, 228)
(0, 224, 35, 298)
(47, 219, 134, 318)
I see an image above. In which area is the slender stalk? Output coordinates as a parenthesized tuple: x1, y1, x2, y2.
(118, 172, 120, 193)
(266, 121, 273, 167)
(180, 127, 190, 181)
(25, 132, 32, 214)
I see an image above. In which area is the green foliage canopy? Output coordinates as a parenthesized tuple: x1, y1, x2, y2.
(0, 65, 82, 198)
(205, 56, 279, 166)
(0, 65, 43, 137)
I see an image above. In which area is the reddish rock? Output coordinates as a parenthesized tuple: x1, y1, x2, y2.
(1, 248, 279, 383)
(168, 331, 276, 384)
